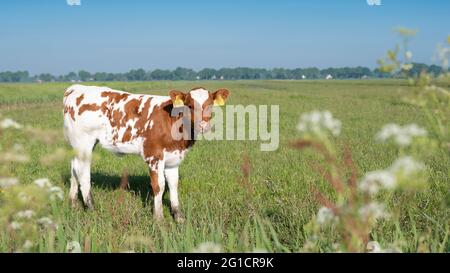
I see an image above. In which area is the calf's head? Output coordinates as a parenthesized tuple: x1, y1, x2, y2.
(169, 87, 230, 134)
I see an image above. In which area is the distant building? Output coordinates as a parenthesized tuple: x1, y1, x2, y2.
(211, 75, 217, 80)
(302, 75, 306, 79)
(220, 75, 224, 80)
(362, 75, 369, 79)
(325, 74, 333, 80)
(196, 76, 200, 81)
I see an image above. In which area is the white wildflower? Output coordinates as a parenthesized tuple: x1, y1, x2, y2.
(376, 123, 401, 140)
(389, 156, 425, 177)
(22, 240, 34, 250)
(33, 178, 52, 188)
(403, 124, 427, 137)
(0, 177, 19, 188)
(12, 143, 23, 150)
(192, 242, 222, 253)
(405, 51, 413, 60)
(0, 151, 29, 163)
(37, 216, 58, 230)
(316, 206, 337, 226)
(49, 186, 64, 200)
(16, 210, 35, 219)
(376, 123, 427, 147)
(297, 111, 341, 136)
(18, 192, 30, 203)
(401, 63, 413, 71)
(435, 44, 450, 69)
(9, 221, 22, 230)
(359, 170, 396, 195)
(301, 240, 317, 252)
(358, 202, 389, 221)
(66, 241, 82, 253)
(37, 217, 53, 227)
(366, 241, 402, 253)
(366, 241, 382, 253)
(331, 243, 343, 253)
(0, 118, 22, 129)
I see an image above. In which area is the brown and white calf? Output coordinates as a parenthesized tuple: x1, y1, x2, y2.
(63, 84, 229, 222)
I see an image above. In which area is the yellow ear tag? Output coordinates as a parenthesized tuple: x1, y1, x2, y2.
(173, 95, 184, 107)
(214, 95, 225, 106)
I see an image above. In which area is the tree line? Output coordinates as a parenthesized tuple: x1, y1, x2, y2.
(0, 64, 445, 83)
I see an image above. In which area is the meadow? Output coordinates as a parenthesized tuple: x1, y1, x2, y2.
(0, 79, 449, 252)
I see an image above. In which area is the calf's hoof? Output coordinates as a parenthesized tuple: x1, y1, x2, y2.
(84, 192, 95, 210)
(172, 208, 185, 224)
(70, 198, 79, 209)
(153, 214, 164, 223)
(175, 214, 185, 224)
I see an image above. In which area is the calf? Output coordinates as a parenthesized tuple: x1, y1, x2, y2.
(63, 84, 230, 222)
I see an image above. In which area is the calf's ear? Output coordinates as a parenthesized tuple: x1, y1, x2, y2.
(169, 90, 186, 108)
(213, 89, 230, 106)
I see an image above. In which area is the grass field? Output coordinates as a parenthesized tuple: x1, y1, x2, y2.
(1, 80, 449, 252)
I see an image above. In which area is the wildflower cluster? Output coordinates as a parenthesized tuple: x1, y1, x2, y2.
(359, 156, 426, 195)
(66, 241, 82, 253)
(0, 177, 63, 252)
(0, 118, 22, 129)
(377, 27, 417, 75)
(297, 111, 341, 138)
(34, 178, 64, 201)
(379, 30, 450, 153)
(375, 123, 427, 147)
(295, 110, 429, 252)
(0, 116, 65, 252)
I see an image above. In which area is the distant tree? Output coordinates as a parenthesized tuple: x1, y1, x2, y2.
(78, 70, 91, 81)
(408, 63, 429, 77)
(126, 69, 146, 81)
(372, 68, 390, 78)
(320, 68, 335, 79)
(253, 68, 268, 79)
(105, 73, 117, 81)
(217, 68, 235, 80)
(94, 72, 108, 81)
(150, 69, 173, 80)
(63, 72, 78, 81)
(38, 73, 54, 82)
(198, 68, 217, 80)
(173, 67, 196, 80)
(302, 67, 321, 79)
(2, 65, 446, 82)
(428, 64, 443, 76)
(1, 71, 14, 82)
(272, 68, 289, 79)
(0, 71, 30, 82)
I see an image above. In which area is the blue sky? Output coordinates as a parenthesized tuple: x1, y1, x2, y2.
(0, 0, 449, 74)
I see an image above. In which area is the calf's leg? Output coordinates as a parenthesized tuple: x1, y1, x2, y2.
(69, 136, 96, 210)
(69, 160, 79, 208)
(75, 155, 94, 209)
(149, 159, 166, 221)
(164, 167, 184, 223)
